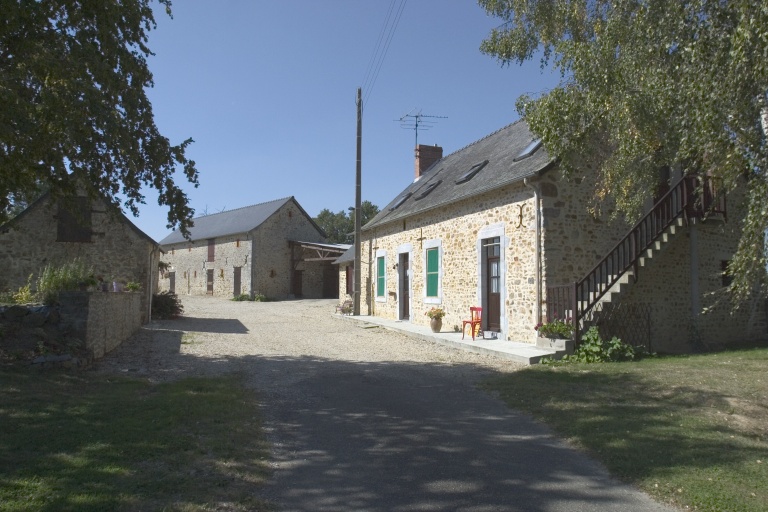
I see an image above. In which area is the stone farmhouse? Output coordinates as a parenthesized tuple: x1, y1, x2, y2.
(158, 196, 346, 299)
(0, 193, 161, 323)
(353, 120, 766, 353)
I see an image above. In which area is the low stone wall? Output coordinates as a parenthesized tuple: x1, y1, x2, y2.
(59, 291, 142, 360)
(0, 292, 142, 367)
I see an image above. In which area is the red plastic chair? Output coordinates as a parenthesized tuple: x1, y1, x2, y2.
(462, 307, 483, 340)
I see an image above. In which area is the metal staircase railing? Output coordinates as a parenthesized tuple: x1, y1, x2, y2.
(546, 175, 726, 339)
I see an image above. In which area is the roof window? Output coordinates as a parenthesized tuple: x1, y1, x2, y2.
(415, 180, 442, 200)
(389, 192, 412, 211)
(455, 160, 489, 184)
(513, 139, 542, 161)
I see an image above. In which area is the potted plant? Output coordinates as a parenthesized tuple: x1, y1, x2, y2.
(534, 318, 574, 340)
(425, 307, 446, 333)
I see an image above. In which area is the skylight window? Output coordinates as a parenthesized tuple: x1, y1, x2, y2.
(455, 160, 489, 184)
(389, 192, 412, 211)
(513, 139, 542, 162)
(415, 180, 442, 200)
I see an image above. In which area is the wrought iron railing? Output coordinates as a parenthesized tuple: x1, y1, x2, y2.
(546, 175, 726, 340)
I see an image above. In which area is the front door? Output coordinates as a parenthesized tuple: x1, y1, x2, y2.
(206, 269, 214, 295)
(233, 267, 241, 297)
(399, 253, 410, 320)
(169, 271, 176, 294)
(484, 237, 501, 331)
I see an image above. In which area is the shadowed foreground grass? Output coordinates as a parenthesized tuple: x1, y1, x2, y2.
(482, 347, 768, 512)
(0, 368, 271, 512)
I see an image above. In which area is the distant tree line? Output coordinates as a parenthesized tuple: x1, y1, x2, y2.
(314, 201, 379, 244)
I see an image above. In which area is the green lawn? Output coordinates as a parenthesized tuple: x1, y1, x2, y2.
(482, 348, 768, 512)
(0, 368, 272, 511)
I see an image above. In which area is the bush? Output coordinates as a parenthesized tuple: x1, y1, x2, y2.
(535, 318, 574, 339)
(543, 326, 638, 364)
(231, 292, 268, 302)
(152, 292, 184, 319)
(11, 274, 35, 304)
(125, 282, 141, 292)
(232, 293, 252, 302)
(37, 259, 93, 304)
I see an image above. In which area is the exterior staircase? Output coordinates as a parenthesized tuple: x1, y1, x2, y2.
(546, 175, 727, 343)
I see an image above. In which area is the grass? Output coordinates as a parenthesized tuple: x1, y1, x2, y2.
(0, 368, 272, 511)
(482, 347, 768, 511)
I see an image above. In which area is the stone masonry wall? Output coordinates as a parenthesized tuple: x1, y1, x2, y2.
(542, 170, 767, 352)
(0, 196, 158, 323)
(252, 201, 327, 299)
(159, 200, 327, 299)
(159, 234, 252, 297)
(360, 182, 538, 341)
(59, 291, 143, 359)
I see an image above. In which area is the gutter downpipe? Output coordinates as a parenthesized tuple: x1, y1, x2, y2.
(524, 177, 543, 328)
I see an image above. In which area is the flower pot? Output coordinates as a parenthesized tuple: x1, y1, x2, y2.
(430, 317, 442, 333)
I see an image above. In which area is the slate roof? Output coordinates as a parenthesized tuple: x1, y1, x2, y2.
(159, 196, 300, 245)
(363, 120, 554, 231)
(334, 245, 355, 265)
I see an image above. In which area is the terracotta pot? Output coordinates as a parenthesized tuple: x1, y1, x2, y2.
(430, 317, 442, 333)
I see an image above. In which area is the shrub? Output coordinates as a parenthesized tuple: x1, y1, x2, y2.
(543, 326, 638, 364)
(37, 259, 93, 304)
(152, 291, 184, 319)
(12, 274, 35, 304)
(232, 293, 252, 302)
(535, 318, 574, 339)
(125, 282, 141, 292)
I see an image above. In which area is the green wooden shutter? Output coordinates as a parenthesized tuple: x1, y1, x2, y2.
(426, 248, 439, 297)
(376, 256, 385, 297)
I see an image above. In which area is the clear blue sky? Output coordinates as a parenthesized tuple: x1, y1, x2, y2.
(134, 0, 559, 242)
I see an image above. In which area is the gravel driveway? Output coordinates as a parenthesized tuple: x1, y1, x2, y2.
(94, 296, 675, 512)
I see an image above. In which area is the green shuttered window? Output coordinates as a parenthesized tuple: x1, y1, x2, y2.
(376, 256, 385, 297)
(426, 247, 439, 297)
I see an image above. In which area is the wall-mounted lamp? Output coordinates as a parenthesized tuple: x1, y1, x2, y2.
(393, 263, 398, 270)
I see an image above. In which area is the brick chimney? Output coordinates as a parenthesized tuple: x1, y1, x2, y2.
(414, 144, 443, 180)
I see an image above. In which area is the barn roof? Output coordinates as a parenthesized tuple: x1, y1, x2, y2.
(159, 196, 320, 245)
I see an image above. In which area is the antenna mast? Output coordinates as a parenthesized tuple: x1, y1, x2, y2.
(398, 110, 447, 147)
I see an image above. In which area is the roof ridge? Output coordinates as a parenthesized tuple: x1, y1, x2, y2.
(191, 196, 292, 221)
(438, 119, 525, 161)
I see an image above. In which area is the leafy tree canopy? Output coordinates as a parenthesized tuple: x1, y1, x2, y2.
(0, 0, 198, 234)
(479, 0, 768, 300)
(315, 200, 379, 244)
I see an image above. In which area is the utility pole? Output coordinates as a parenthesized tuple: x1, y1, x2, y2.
(354, 88, 362, 316)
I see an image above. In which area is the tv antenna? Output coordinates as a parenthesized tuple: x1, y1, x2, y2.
(397, 109, 447, 147)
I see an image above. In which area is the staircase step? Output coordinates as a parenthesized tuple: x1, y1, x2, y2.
(536, 336, 574, 356)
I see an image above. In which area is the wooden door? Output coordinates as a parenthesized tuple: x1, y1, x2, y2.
(485, 237, 501, 331)
(399, 253, 410, 320)
(206, 269, 214, 295)
(169, 271, 176, 294)
(233, 267, 241, 297)
(292, 270, 303, 298)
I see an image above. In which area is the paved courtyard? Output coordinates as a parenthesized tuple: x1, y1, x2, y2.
(94, 296, 675, 511)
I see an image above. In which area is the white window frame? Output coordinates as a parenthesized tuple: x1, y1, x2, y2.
(423, 239, 442, 305)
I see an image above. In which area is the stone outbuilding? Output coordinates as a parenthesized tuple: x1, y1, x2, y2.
(0, 193, 161, 324)
(355, 120, 767, 353)
(158, 196, 347, 299)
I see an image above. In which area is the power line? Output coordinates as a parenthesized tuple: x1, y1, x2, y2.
(360, 0, 407, 107)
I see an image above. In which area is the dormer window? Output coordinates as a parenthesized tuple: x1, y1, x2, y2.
(389, 192, 412, 211)
(416, 180, 441, 200)
(513, 139, 542, 161)
(455, 160, 489, 184)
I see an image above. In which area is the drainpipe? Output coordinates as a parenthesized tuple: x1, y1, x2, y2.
(524, 177, 542, 327)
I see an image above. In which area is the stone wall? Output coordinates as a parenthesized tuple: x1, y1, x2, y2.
(0, 195, 159, 323)
(159, 200, 327, 299)
(1, 291, 142, 366)
(59, 291, 143, 359)
(541, 170, 767, 352)
(360, 181, 538, 341)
